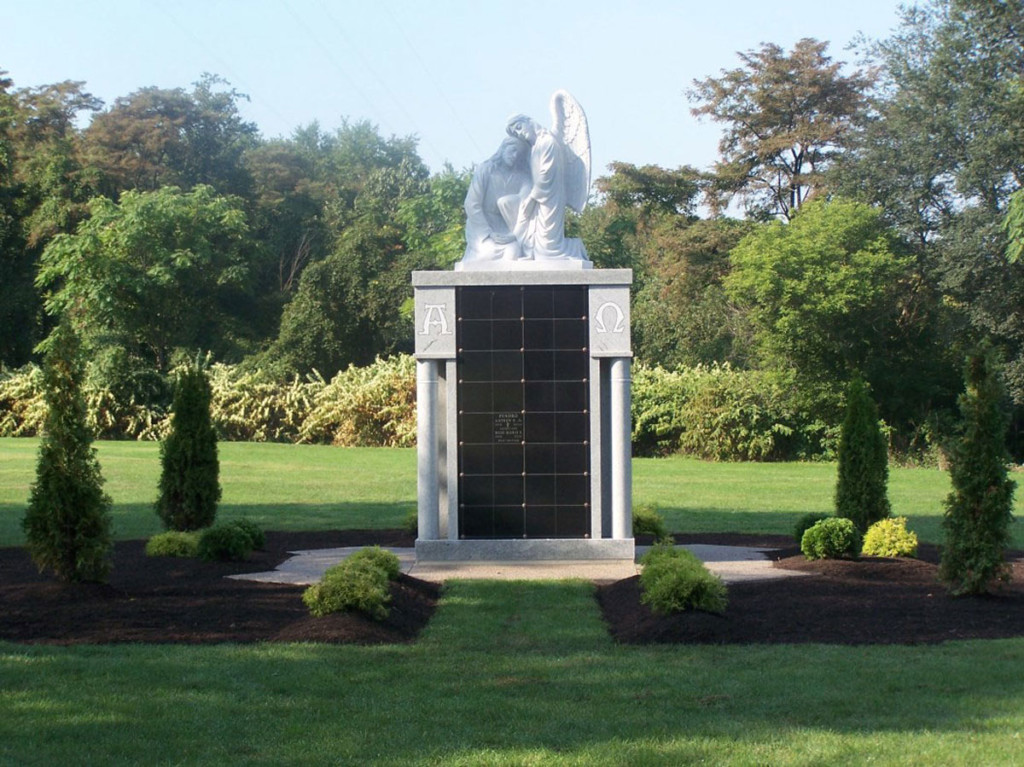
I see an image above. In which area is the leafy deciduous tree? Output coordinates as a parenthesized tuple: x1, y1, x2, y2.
(36, 184, 253, 373)
(689, 38, 873, 220)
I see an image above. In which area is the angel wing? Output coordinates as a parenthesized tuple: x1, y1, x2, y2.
(550, 90, 591, 214)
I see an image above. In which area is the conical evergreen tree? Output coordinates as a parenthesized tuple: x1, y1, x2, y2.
(940, 346, 1016, 595)
(835, 376, 891, 533)
(23, 320, 113, 582)
(156, 365, 221, 531)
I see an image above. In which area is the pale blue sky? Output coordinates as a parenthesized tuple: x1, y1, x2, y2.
(6, 0, 907, 177)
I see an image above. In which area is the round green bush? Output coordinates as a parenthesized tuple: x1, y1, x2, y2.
(793, 512, 831, 544)
(632, 503, 669, 541)
(197, 524, 253, 562)
(303, 559, 392, 620)
(345, 546, 402, 580)
(229, 519, 265, 550)
(862, 516, 918, 558)
(145, 531, 200, 558)
(801, 517, 861, 560)
(639, 543, 728, 615)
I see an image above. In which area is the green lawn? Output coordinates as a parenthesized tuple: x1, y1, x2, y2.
(1, 438, 1019, 547)
(2, 581, 1023, 765)
(2, 438, 1023, 764)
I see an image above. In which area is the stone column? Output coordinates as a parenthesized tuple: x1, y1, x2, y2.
(416, 358, 440, 540)
(610, 356, 632, 540)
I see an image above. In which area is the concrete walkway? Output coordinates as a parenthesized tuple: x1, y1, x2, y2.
(231, 543, 807, 586)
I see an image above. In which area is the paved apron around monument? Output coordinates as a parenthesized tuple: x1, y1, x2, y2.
(231, 544, 809, 585)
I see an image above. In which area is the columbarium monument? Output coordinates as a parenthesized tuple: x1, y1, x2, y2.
(413, 91, 633, 562)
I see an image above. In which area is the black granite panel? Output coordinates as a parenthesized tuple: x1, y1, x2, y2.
(461, 446, 492, 475)
(525, 475, 556, 505)
(552, 286, 586, 318)
(459, 382, 492, 413)
(457, 285, 590, 539)
(523, 320, 554, 350)
(554, 353, 588, 381)
(555, 443, 589, 474)
(460, 476, 493, 506)
(491, 383, 523, 412)
(553, 319, 587, 350)
(525, 444, 555, 473)
(524, 382, 556, 412)
(557, 507, 590, 537)
(459, 352, 492, 383)
(492, 444, 524, 474)
(523, 288, 554, 319)
(525, 412, 555, 443)
(524, 507, 558, 537)
(523, 350, 555, 380)
(555, 381, 588, 412)
(459, 320, 491, 351)
(460, 413, 493, 445)
(492, 320, 523, 350)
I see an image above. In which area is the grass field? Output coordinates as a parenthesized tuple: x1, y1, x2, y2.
(2, 437, 1023, 765)
(2, 437, 1017, 547)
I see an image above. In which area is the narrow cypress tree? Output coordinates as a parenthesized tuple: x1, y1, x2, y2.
(940, 347, 1016, 595)
(835, 376, 891, 533)
(156, 365, 221, 531)
(23, 321, 113, 582)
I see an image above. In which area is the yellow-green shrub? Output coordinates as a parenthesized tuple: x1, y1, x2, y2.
(639, 544, 728, 615)
(862, 516, 918, 558)
(300, 355, 416, 447)
(302, 548, 400, 620)
(145, 531, 201, 558)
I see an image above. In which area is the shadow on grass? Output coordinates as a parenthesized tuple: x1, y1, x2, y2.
(0, 502, 416, 547)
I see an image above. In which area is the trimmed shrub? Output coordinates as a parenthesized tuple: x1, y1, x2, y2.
(835, 377, 891, 532)
(22, 321, 113, 583)
(197, 524, 253, 562)
(229, 519, 266, 550)
(303, 558, 393, 620)
(156, 366, 222, 531)
(639, 544, 728, 615)
(632, 503, 669, 541)
(793, 512, 831, 544)
(344, 546, 402, 580)
(145, 531, 200, 558)
(940, 347, 1017, 595)
(862, 517, 918, 558)
(801, 517, 861, 560)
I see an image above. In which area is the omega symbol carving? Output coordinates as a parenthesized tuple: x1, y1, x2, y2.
(594, 301, 626, 334)
(419, 304, 453, 336)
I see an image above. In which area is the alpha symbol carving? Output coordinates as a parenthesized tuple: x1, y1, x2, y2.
(419, 304, 453, 336)
(594, 301, 626, 333)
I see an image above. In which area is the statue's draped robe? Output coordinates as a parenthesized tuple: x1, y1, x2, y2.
(463, 159, 528, 262)
(521, 129, 586, 261)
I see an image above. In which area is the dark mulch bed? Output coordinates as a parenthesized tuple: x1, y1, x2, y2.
(0, 529, 438, 646)
(3, 530, 1023, 646)
(600, 534, 1024, 645)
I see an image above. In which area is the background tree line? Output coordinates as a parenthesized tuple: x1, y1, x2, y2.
(2, 0, 1022, 461)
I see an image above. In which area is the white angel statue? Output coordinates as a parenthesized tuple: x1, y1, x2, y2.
(504, 90, 592, 263)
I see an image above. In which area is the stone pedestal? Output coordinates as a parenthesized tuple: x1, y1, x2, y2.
(413, 269, 633, 562)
